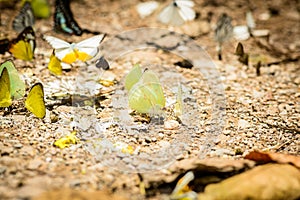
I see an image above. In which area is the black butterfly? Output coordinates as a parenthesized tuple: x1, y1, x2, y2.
(54, 0, 83, 36)
(12, 2, 35, 33)
(54, 0, 100, 36)
(96, 56, 110, 70)
(235, 42, 249, 66)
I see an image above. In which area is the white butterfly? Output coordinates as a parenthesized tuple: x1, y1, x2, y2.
(44, 34, 105, 64)
(158, 0, 196, 26)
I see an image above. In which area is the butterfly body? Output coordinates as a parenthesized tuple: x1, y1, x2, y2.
(44, 34, 105, 64)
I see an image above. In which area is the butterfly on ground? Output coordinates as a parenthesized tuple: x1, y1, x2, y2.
(0, 67, 12, 108)
(25, 83, 46, 119)
(214, 13, 233, 60)
(44, 34, 106, 64)
(95, 56, 110, 70)
(126, 65, 166, 114)
(48, 50, 62, 75)
(12, 1, 35, 33)
(9, 26, 36, 61)
(54, 0, 83, 35)
(158, 0, 196, 26)
(0, 60, 26, 99)
(235, 42, 249, 66)
(0, 60, 45, 119)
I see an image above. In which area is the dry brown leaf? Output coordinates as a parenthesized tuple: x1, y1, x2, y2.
(198, 164, 300, 200)
(245, 151, 300, 168)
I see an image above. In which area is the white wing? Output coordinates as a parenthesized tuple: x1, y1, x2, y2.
(75, 34, 105, 58)
(44, 35, 71, 50)
(175, 0, 194, 8)
(179, 5, 195, 21)
(158, 3, 174, 24)
(76, 34, 105, 48)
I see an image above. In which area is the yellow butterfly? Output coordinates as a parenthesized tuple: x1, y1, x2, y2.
(0, 60, 26, 99)
(48, 50, 62, 75)
(0, 67, 12, 107)
(9, 26, 36, 61)
(25, 83, 46, 119)
(128, 69, 166, 114)
(44, 34, 106, 64)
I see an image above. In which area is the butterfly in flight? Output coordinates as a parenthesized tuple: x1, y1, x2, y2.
(44, 34, 106, 64)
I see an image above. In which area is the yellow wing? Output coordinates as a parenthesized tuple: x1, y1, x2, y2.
(0, 67, 12, 107)
(9, 40, 34, 61)
(48, 51, 62, 75)
(25, 83, 46, 118)
(9, 26, 35, 61)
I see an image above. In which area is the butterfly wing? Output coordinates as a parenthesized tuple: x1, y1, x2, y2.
(48, 51, 62, 75)
(158, 2, 186, 26)
(12, 2, 35, 32)
(54, 0, 82, 36)
(44, 35, 71, 49)
(141, 70, 165, 108)
(75, 34, 106, 62)
(125, 64, 143, 91)
(25, 83, 46, 119)
(44, 35, 77, 63)
(0, 67, 12, 107)
(9, 26, 36, 61)
(128, 70, 165, 114)
(177, 1, 196, 21)
(158, 3, 175, 24)
(95, 56, 110, 70)
(0, 60, 25, 99)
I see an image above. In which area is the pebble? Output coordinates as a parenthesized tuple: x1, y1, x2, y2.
(14, 143, 23, 149)
(164, 120, 179, 130)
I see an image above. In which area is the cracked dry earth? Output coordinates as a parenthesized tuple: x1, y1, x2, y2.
(0, 0, 299, 199)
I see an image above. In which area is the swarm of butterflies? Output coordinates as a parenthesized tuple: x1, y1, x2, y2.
(0, 60, 46, 118)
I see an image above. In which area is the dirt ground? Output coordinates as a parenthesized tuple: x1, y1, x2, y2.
(0, 0, 299, 199)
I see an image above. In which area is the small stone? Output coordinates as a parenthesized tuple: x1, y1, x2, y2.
(14, 143, 23, 149)
(144, 137, 151, 143)
(164, 120, 179, 130)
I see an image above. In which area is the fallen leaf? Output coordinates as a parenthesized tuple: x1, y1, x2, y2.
(245, 151, 300, 168)
(198, 164, 300, 200)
